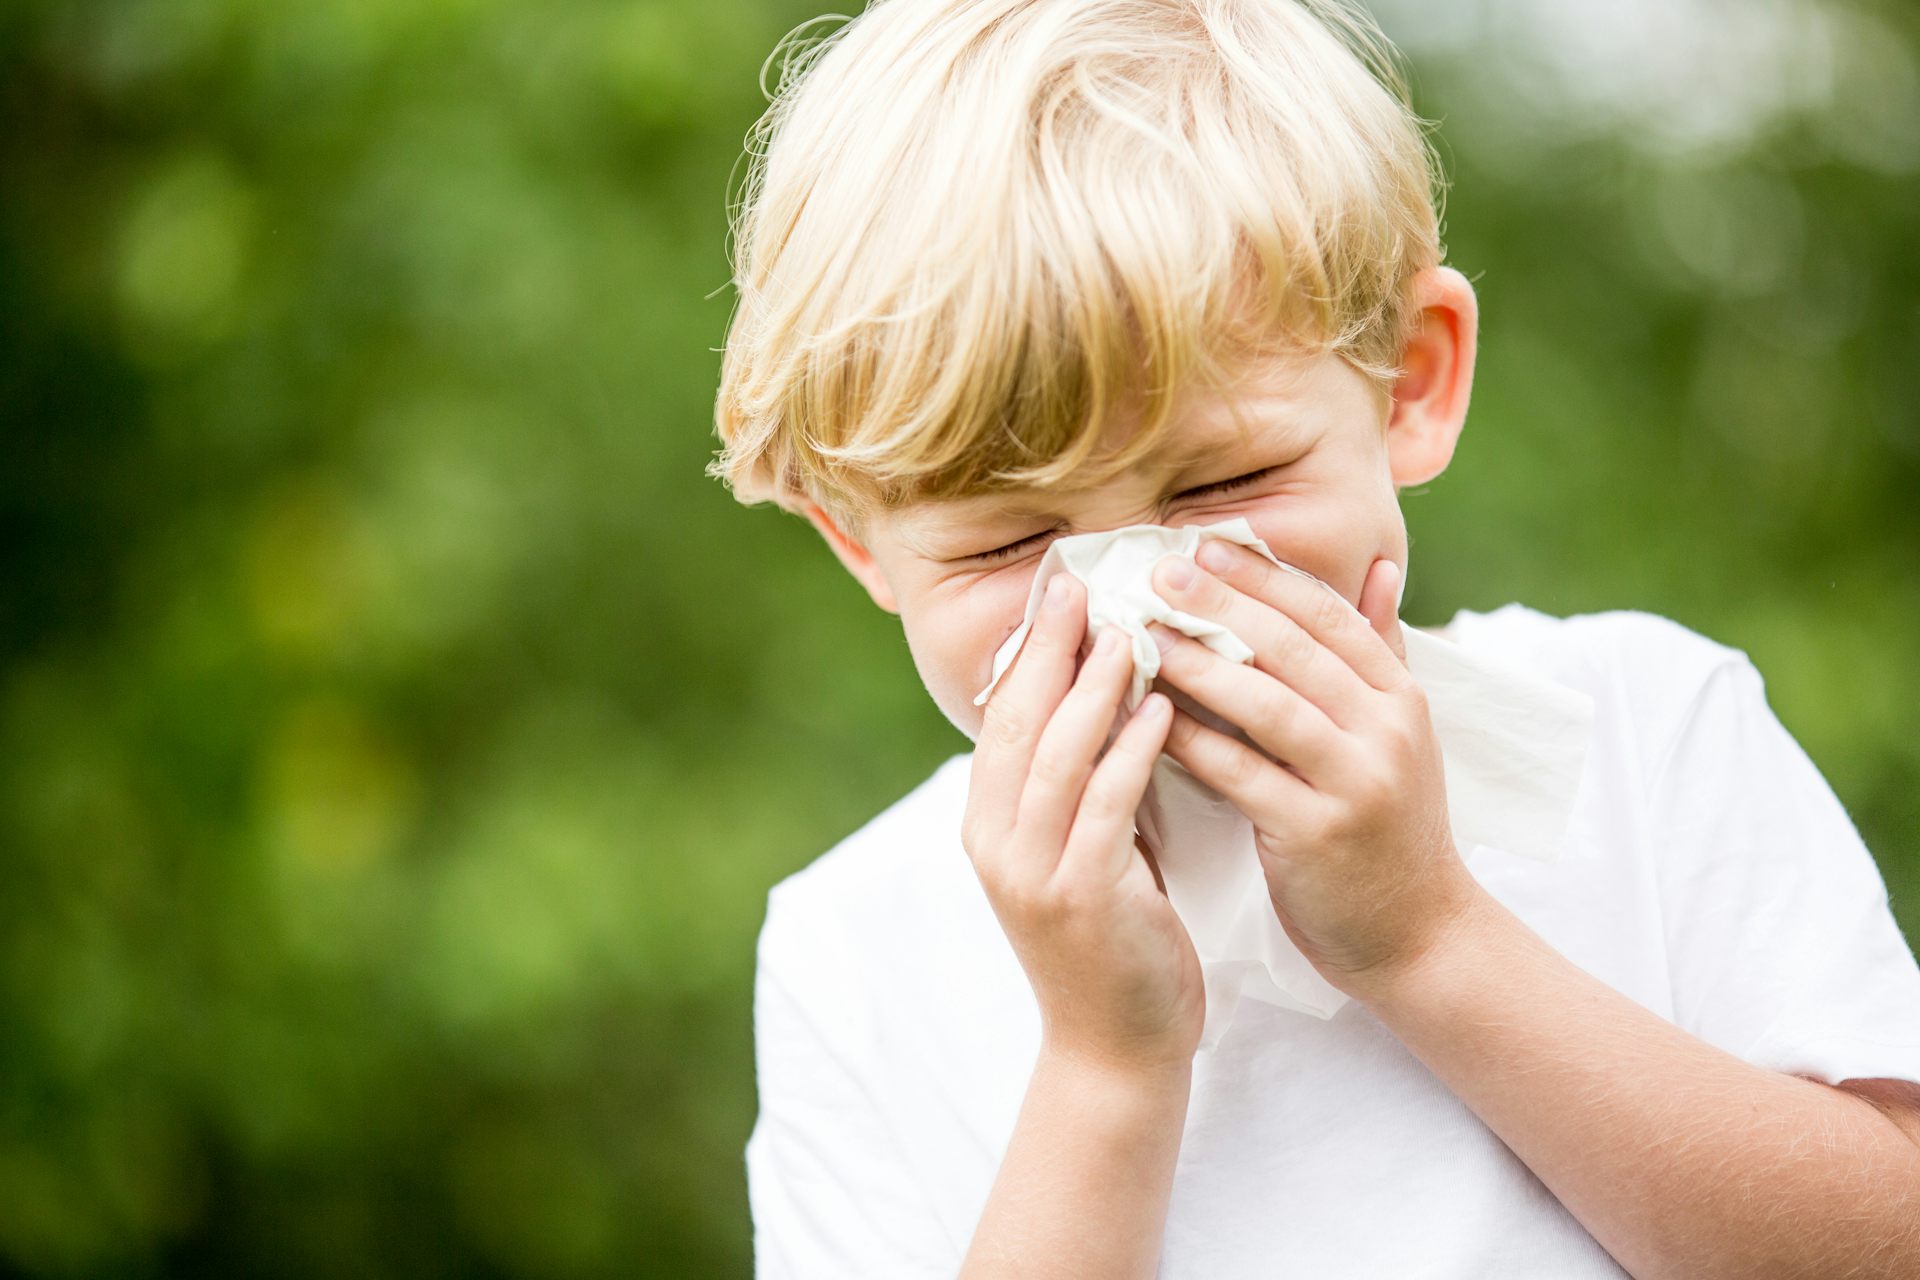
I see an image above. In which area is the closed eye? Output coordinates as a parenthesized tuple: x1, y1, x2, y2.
(970, 529, 1057, 563)
(1177, 464, 1282, 502)
(967, 467, 1282, 563)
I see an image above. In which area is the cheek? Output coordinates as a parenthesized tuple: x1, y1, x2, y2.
(1239, 499, 1357, 567)
(1236, 496, 1396, 602)
(900, 579, 1038, 734)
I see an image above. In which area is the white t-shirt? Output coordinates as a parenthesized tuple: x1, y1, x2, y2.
(745, 605, 1920, 1278)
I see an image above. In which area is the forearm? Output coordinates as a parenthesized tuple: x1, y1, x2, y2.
(960, 1046, 1191, 1279)
(1354, 885, 1920, 1280)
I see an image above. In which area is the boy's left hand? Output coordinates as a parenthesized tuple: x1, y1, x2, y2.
(1145, 542, 1482, 995)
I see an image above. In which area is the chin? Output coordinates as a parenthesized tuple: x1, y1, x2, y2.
(937, 694, 986, 746)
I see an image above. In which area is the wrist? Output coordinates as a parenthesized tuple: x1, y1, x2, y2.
(961, 1032, 1191, 1277)
(1342, 876, 1505, 1011)
(1037, 1037, 1195, 1105)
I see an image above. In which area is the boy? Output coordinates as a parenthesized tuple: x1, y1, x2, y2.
(709, 1, 1920, 1275)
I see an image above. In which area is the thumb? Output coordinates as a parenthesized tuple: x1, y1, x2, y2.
(1358, 557, 1408, 665)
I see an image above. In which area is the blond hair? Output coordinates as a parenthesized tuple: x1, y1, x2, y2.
(709, 0, 1447, 535)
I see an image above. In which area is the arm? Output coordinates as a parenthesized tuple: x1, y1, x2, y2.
(1349, 888, 1920, 1280)
(1140, 546, 1920, 1280)
(960, 1049, 1192, 1280)
(1839, 1077, 1920, 1149)
(957, 574, 1205, 1276)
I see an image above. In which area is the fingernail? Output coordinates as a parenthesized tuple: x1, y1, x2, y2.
(1092, 627, 1120, 657)
(1197, 542, 1233, 573)
(1160, 557, 1194, 590)
(1044, 576, 1070, 612)
(1149, 624, 1178, 654)
(1385, 560, 1406, 610)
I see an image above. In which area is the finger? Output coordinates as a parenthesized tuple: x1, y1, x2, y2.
(1149, 630, 1350, 786)
(968, 575, 1088, 840)
(1357, 558, 1408, 666)
(1059, 691, 1175, 883)
(1181, 541, 1406, 693)
(1148, 554, 1371, 727)
(1014, 625, 1140, 862)
(1162, 705, 1317, 824)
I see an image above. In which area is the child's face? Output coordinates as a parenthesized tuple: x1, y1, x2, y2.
(807, 268, 1474, 743)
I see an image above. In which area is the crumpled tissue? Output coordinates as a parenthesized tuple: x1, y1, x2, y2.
(972, 517, 1595, 1050)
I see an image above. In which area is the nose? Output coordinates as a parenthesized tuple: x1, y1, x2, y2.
(1058, 499, 1210, 539)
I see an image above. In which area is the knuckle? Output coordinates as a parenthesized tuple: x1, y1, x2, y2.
(1257, 689, 1300, 744)
(1080, 771, 1129, 822)
(1375, 706, 1423, 759)
(1025, 880, 1074, 927)
(995, 874, 1046, 920)
(1218, 741, 1264, 794)
(1350, 764, 1394, 810)
(1025, 625, 1063, 662)
(969, 849, 1010, 896)
(1306, 588, 1347, 638)
(1300, 808, 1339, 848)
(1401, 681, 1430, 718)
(1051, 877, 1098, 919)
(1027, 743, 1076, 793)
(1274, 621, 1317, 673)
(960, 809, 1005, 864)
(982, 704, 1031, 752)
(1319, 793, 1364, 840)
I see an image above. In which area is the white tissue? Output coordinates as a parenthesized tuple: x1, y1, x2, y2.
(972, 518, 1595, 1050)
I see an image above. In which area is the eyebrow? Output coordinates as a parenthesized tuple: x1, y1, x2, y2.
(891, 417, 1299, 559)
(963, 419, 1284, 518)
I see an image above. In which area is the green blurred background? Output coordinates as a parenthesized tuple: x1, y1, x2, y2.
(2, 0, 1916, 1274)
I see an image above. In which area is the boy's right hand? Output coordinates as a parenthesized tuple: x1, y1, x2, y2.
(962, 573, 1205, 1075)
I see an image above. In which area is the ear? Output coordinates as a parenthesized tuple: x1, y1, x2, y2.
(1385, 265, 1478, 489)
(802, 501, 901, 614)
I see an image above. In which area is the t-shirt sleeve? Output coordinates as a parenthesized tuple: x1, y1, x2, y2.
(744, 884, 960, 1279)
(1648, 653, 1920, 1086)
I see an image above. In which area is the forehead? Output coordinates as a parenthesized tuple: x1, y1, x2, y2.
(935, 374, 1316, 513)
(977, 415, 1268, 517)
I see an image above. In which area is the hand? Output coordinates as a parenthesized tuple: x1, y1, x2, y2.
(963, 574, 1205, 1074)
(1144, 545, 1481, 995)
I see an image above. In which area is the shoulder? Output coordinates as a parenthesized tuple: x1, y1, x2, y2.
(1436, 602, 1761, 764)
(752, 749, 1025, 1080)
(756, 751, 979, 984)
(1436, 601, 1748, 678)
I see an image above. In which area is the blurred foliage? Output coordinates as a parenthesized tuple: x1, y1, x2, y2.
(1, 0, 1915, 1274)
